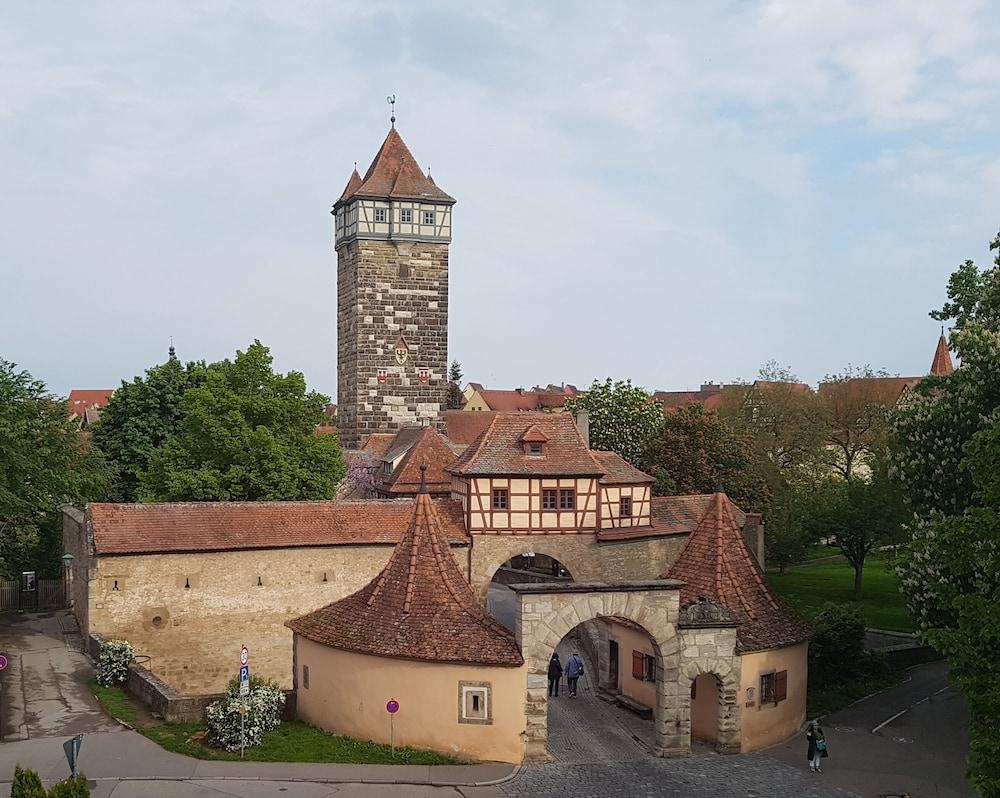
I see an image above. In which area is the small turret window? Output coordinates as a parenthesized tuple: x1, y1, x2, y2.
(423, 210, 435, 225)
(374, 208, 386, 223)
(400, 209, 413, 223)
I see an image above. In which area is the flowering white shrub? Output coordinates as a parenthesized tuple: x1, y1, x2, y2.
(205, 676, 285, 751)
(96, 639, 133, 686)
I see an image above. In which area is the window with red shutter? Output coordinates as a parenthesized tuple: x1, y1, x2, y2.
(775, 669, 788, 703)
(632, 650, 644, 680)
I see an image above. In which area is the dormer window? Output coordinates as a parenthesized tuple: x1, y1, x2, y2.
(528, 442, 543, 456)
(520, 424, 549, 457)
(383, 461, 392, 475)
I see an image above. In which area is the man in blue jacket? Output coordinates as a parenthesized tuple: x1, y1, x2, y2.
(565, 652, 584, 697)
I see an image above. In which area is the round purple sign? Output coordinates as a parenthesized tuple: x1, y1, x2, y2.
(0, 654, 8, 672)
(386, 699, 399, 714)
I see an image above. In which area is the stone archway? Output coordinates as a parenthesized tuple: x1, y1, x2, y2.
(512, 580, 688, 761)
(680, 656, 742, 753)
(470, 535, 602, 603)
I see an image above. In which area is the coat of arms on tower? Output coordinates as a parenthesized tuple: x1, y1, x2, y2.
(394, 336, 409, 365)
(419, 369, 429, 383)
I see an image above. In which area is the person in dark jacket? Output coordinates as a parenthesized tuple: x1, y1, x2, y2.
(548, 653, 563, 697)
(806, 721, 828, 772)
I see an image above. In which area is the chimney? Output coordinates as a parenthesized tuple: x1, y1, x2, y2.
(575, 409, 590, 448)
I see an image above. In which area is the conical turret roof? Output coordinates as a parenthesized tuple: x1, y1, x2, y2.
(287, 479, 522, 666)
(338, 168, 362, 203)
(663, 493, 811, 652)
(930, 333, 954, 376)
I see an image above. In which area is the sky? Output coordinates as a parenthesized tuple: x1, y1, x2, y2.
(3, 1, 1000, 400)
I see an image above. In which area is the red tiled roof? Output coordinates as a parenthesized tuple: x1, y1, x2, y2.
(383, 427, 456, 495)
(287, 489, 522, 666)
(88, 500, 469, 556)
(448, 413, 604, 477)
(476, 390, 542, 412)
(591, 451, 654, 485)
(339, 128, 454, 205)
(817, 376, 921, 406)
(663, 493, 810, 652)
(315, 425, 337, 437)
(930, 334, 954, 376)
(360, 433, 398, 458)
(520, 425, 549, 443)
(68, 389, 114, 419)
(338, 169, 362, 203)
(443, 410, 496, 445)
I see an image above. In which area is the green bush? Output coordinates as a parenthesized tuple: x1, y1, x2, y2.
(205, 675, 285, 752)
(47, 776, 91, 797)
(809, 602, 888, 687)
(11, 765, 46, 798)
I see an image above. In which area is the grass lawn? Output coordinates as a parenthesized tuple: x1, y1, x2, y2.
(767, 558, 914, 632)
(807, 670, 907, 719)
(800, 544, 842, 561)
(89, 683, 457, 765)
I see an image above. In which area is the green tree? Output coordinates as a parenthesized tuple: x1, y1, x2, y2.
(803, 465, 907, 599)
(139, 341, 345, 501)
(91, 353, 207, 501)
(817, 365, 895, 481)
(640, 403, 771, 512)
(893, 230, 1000, 794)
(446, 360, 464, 410)
(10, 764, 46, 798)
(0, 361, 106, 578)
(566, 378, 663, 465)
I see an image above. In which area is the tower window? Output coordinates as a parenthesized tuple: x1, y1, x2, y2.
(620, 496, 632, 517)
(492, 489, 508, 510)
(374, 208, 387, 223)
(400, 209, 413, 223)
(423, 210, 435, 225)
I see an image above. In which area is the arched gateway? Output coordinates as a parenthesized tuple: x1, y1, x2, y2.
(512, 580, 742, 761)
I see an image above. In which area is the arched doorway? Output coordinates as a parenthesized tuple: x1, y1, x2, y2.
(486, 553, 575, 631)
(681, 658, 742, 754)
(691, 673, 720, 744)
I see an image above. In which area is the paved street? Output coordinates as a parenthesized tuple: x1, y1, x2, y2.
(0, 612, 118, 741)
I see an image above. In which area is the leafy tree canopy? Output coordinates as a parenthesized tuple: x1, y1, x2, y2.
(566, 378, 663, 466)
(0, 359, 106, 577)
(640, 403, 771, 512)
(139, 341, 345, 502)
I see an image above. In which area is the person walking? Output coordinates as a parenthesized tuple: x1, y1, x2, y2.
(806, 721, 828, 772)
(548, 653, 563, 698)
(565, 652, 584, 697)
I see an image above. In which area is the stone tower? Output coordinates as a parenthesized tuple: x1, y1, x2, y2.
(333, 127, 455, 449)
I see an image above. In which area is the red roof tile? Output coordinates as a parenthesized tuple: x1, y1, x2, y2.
(286, 487, 522, 666)
(88, 500, 469, 556)
(338, 169, 362, 203)
(817, 376, 921, 406)
(520, 425, 549, 443)
(443, 410, 496, 445)
(360, 433, 398, 459)
(340, 128, 454, 205)
(448, 413, 604, 477)
(662, 493, 810, 652)
(591, 451, 654, 485)
(930, 333, 954, 376)
(68, 389, 114, 419)
(382, 427, 457, 495)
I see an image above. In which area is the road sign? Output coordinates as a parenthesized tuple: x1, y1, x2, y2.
(63, 734, 83, 778)
(240, 645, 249, 666)
(239, 665, 250, 697)
(386, 699, 399, 714)
(0, 654, 8, 672)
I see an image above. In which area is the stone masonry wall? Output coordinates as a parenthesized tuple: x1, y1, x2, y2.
(337, 239, 449, 448)
(677, 626, 741, 753)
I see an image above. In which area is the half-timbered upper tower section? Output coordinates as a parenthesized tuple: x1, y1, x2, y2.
(334, 127, 456, 449)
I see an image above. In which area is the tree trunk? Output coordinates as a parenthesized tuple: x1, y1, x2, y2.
(852, 562, 864, 600)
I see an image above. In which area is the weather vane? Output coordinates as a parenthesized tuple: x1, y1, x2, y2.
(387, 94, 396, 128)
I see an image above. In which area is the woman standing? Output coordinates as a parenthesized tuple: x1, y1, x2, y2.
(548, 653, 563, 698)
(806, 721, 828, 772)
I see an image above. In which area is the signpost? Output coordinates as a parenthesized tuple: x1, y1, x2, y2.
(63, 734, 84, 778)
(239, 646, 250, 759)
(386, 699, 399, 756)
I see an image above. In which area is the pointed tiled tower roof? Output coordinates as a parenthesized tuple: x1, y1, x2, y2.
(663, 493, 811, 652)
(930, 333, 954, 376)
(338, 168, 362, 203)
(286, 472, 522, 666)
(338, 128, 455, 205)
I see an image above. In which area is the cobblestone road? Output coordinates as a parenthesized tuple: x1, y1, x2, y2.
(501, 758, 858, 798)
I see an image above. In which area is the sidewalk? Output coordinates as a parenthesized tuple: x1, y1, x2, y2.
(0, 728, 517, 788)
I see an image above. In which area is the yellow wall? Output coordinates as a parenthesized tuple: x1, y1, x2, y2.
(295, 637, 527, 763)
(462, 391, 491, 412)
(467, 477, 599, 531)
(739, 643, 808, 752)
(691, 673, 719, 743)
(599, 485, 651, 529)
(607, 620, 657, 709)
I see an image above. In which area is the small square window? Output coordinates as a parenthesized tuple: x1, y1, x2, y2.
(760, 672, 776, 704)
(492, 489, 508, 510)
(620, 496, 632, 517)
(400, 209, 413, 223)
(374, 208, 387, 223)
(303, 664, 310, 689)
(643, 654, 656, 682)
(423, 210, 435, 225)
(458, 681, 492, 724)
(542, 489, 558, 510)
(559, 489, 575, 510)
(528, 442, 543, 456)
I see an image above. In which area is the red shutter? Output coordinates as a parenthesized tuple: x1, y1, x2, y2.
(775, 670, 788, 703)
(632, 650, 644, 680)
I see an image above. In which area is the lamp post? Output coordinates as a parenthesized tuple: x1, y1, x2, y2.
(61, 553, 74, 609)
